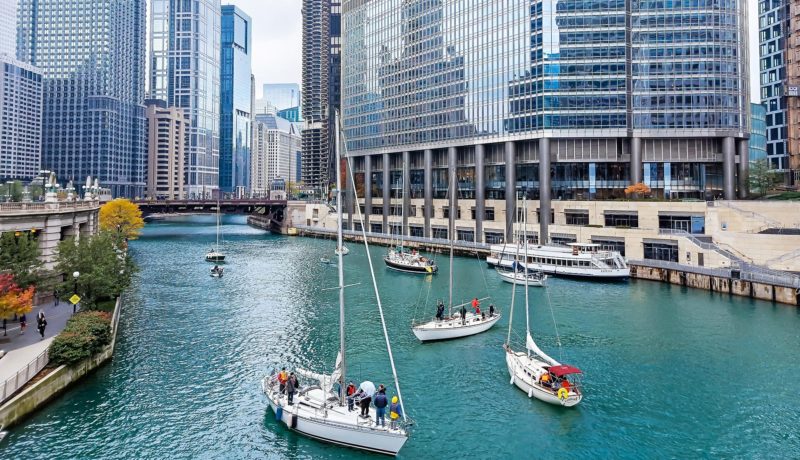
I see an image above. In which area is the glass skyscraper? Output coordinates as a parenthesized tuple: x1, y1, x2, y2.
(150, 0, 221, 198)
(750, 103, 768, 163)
(758, 0, 789, 172)
(220, 5, 252, 195)
(17, 0, 147, 197)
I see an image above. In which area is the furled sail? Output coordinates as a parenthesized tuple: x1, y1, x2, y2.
(526, 332, 560, 366)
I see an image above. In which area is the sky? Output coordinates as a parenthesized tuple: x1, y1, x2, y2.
(232, 0, 761, 103)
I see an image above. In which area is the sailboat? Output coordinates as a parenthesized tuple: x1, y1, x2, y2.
(495, 202, 546, 287)
(504, 196, 583, 407)
(384, 161, 437, 274)
(411, 173, 500, 342)
(205, 201, 225, 262)
(335, 245, 349, 256)
(262, 111, 409, 455)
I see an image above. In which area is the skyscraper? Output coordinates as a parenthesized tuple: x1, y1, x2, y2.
(17, 0, 147, 197)
(759, 0, 790, 176)
(150, 0, 221, 198)
(0, 0, 16, 56)
(750, 103, 768, 163)
(341, 0, 750, 242)
(262, 83, 301, 112)
(301, 0, 341, 192)
(145, 99, 187, 200)
(220, 5, 252, 195)
(251, 114, 302, 197)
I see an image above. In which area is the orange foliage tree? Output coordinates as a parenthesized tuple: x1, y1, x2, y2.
(0, 273, 34, 318)
(624, 182, 651, 197)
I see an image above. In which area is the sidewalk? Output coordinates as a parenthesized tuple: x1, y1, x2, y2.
(0, 300, 73, 384)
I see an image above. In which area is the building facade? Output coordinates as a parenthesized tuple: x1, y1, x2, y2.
(17, 0, 147, 197)
(341, 0, 751, 243)
(220, 5, 253, 196)
(759, 0, 790, 175)
(150, 0, 220, 198)
(786, 0, 800, 182)
(251, 114, 302, 197)
(263, 83, 302, 112)
(145, 100, 187, 200)
(301, 0, 341, 192)
(0, 0, 16, 56)
(750, 103, 768, 163)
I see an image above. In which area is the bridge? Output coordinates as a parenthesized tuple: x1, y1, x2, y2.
(134, 199, 288, 233)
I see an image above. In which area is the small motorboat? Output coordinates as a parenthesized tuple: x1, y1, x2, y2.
(210, 266, 224, 278)
(320, 257, 332, 264)
(496, 266, 547, 287)
(334, 245, 349, 256)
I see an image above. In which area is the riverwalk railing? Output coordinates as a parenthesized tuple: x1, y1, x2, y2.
(0, 348, 49, 404)
(295, 224, 491, 252)
(629, 259, 800, 289)
(0, 201, 98, 215)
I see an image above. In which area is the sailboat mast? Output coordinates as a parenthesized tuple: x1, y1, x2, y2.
(216, 201, 221, 248)
(335, 111, 346, 405)
(447, 166, 455, 315)
(506, 197, 519, 346)
(523, 194, 531, 356)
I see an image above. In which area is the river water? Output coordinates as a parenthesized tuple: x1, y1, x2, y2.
(4, 216, 799, 458)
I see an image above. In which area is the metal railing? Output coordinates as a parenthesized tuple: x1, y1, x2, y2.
(296, 225, 491, 252)
(629, 258, 733, 278)
(0, 201, 98, 214)
(657, 228, 745, 264)
(629, 259, 800, 289)
(0, 348, 49, 404)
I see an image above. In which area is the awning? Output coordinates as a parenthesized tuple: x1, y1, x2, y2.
(548, 365, 582, 377)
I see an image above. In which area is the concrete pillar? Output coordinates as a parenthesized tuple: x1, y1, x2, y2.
(504, 141, 516, 241)
(448, 146, 458, 240)
(345, 158, 354, 230)
(402, 151, 410, 236)
(364, 155, 372, 225)
(630, 137, 642, 184)
(539, 138, 551, 245)
(383, 152, 390, 233)
(737, 139, 749, 199)
(722, 136, 736, 200)
(424, 149, 433, 237)
(475, 144, 485, 243)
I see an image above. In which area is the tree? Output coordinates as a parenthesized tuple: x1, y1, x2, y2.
(0, 231, 42, 288)
(748, 159, 782, 197)
(624, 182, 651, 197)
(100, 198, 145, 241)
(55, 232, 137, 308)
(0, 274, 34, 318)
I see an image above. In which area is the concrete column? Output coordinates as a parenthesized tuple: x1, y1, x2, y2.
(383, 152, 390, 233)
(474, 144, 485, 243)
(345, 158, 354, 230)
(722, 136, 736, 200)
(424, 149, 433, 237)
(448, 146, 458, 240)
(364, 155, 372, 225)
(504, 141, 516, 241)
(630, 137, 642, 184)
(737, 139, 749, 199)
(539, 138, 551, 245)
(402, 151, 411, 236)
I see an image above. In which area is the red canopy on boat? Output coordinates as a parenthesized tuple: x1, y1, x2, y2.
(548, 365, 582, 377)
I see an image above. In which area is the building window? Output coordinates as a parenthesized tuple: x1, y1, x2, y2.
(485, 231, 504, 244)
(389, 224, 402, 235)
(457, 229, 475, 242)
(536, 208, 555, 224)
(643, 241, 679, 262)
(443, 207, 461, 219)
(591, 238, 626, 256)
(485, 208, 495, 221)
(409, 225, 424, 237)
(370, 223, 383, 234)
(372, 207, 383, 216)
(551, 234, 577, 246)
(390, 205, 403, 216)
(354, 222, 363, 232)
(604, 212, 638, 228)
(432, 227, 448, 239)
(565, 211, 589, 226)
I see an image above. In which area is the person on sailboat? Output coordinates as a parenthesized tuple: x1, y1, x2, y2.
(471, 297, 479, 309)
(277, 368, 288, 393)
(460, 304, 467, 325)
(374, 386, 388, 428)
(389, 396, 403, 430)
(489, 304, 495, 317)
(346, 381, 356, 411)
(286, 372, 297, 405)
(435, 302, 445, 321)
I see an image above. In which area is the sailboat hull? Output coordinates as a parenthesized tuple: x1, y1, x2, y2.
(205, 254, 225, 262)
(263, 379, 408, 456)
(496, 270, 546, 286)
(505, 349, 582, 407)
(412, 313, 501, 342)
(384, 257, 437, 274)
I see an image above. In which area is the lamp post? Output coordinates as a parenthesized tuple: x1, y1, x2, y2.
(72, 271, 80, 314)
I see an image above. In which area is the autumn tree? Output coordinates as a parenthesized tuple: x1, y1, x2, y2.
(0, 274, 35, 318)
(100, 198, 145, 241)
(624, 182, 651, 197)
(0, 231, 42, 288)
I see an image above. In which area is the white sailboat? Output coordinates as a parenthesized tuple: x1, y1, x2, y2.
(504, 196, 583, 407)
(411, 172, 500, 342)
(335, 245, 349, 256)
(495, 203, 546, 287)
(262, 111, 409, 456)
(205, 201, 225, 262)
(384, 163, 437, 274)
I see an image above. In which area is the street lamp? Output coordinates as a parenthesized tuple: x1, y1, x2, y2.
(72, 271, 80, 314)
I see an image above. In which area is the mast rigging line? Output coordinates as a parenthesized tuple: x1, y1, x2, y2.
(340, 122, 408, 423)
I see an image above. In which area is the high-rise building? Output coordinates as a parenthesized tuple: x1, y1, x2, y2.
(301, 0, 341, 192)
(220, 5, 252, 195)
(0, 0, 16, 56)
(759, 0, 790, 176)
(786, 0, 800, 182)
(17, 0, 147, 197)
(145, 99, 187, 200)
(150, 0, 220, 198)
(263, 83, 302, 112)
(251, 114, 302, 197)
(750, 103, 768, 163)
(342, 0, 750, 242)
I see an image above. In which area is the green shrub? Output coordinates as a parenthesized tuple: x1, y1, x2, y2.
(49, 311, 112, 365)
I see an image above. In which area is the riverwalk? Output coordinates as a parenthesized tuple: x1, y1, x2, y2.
(0, 301, 72, 401)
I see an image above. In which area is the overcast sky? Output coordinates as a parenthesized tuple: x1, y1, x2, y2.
(233, 0, 761, 103)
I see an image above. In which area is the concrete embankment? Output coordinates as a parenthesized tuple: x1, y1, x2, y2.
(0, 297, 123, 430)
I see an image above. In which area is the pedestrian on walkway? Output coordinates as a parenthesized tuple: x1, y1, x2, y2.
(2, 318, 6, 336)
(37, 311, 47, 339)
(54, 290, 60, 306)
(19, 313, 27, 334)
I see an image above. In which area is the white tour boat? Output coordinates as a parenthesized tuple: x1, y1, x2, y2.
(262, 112, 410, 456)
(488, 242, 628, 279)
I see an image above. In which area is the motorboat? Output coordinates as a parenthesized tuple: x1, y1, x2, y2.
(335, 245, 349, 256)
(210, 266, 224, 278)
(487, 243, 628, 279)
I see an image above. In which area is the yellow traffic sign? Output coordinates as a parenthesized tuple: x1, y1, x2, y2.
(69, 294, 81, 305)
